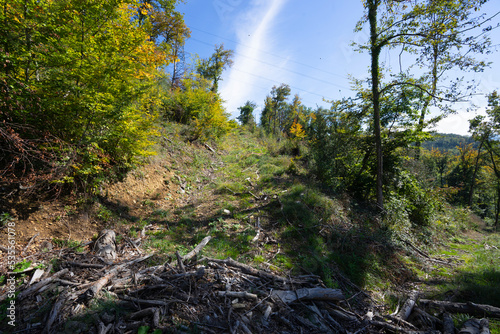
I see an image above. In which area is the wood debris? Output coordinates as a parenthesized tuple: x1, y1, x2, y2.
(1, 229, 498, 333)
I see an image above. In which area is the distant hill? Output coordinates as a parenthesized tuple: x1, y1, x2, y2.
(422, 133, 476, 152)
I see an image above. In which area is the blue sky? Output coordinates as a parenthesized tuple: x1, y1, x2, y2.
(177, 0, 500, 135)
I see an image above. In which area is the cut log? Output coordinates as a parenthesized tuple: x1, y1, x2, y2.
(398, 290, 418, 320)
(272, 288, 345, 304)
(443, 312, 456, 334)
(420, 300, 500, 318)
(459, 318, 481, 334)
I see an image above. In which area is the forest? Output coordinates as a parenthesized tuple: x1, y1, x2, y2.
(1, 0, 500, 333)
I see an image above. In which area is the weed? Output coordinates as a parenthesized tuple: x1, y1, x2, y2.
(0, 212, 13, 227)
(96, 205, 113, 222)
(52, 238, 85, 252)
(13, 259, 32, 272)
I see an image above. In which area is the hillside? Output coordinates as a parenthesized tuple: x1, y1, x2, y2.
(1, 124, 499, 333)
(422, 133, 476, 152)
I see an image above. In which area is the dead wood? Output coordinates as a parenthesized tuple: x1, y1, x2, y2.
(93, 229, 117, 260)
(217, 291, 258, 300)
(402, 238, 451, 266)
(480, 318, 490, 334)
(21, 232, 39, 255)
(66, 261, 105, 269)
(175, 250, 186, 273)
(321, 309, 346, 333)
(443, 312, 456, 334)
(119, 295, 171, 307)
(18, 268, 69, 300)
(460, 318, 481, 334)
(81, 254, 153, 301)
(29, 268, 45, 285)
(384, 314, 419, 330)
(182, 235, 212, 262)
(127, 307, 159, 322)
(398, 290, 418, 320)
(420, 299, 500, 318)
(43, 287, 69, 334)
(371, 319, 407, 333)
(408, 307, 443, 329)
(204, 143, 217, 154)
(272, 287, 345, 304)
(202, 256, 297, 282)
(97, 321, 113, 334)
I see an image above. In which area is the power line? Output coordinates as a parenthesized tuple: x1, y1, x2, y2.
(189, 37, 350, 91)
(220, 75, 324, 109)
(184, 50, 342, 103)
(186, 24, 348, 80)
(229, 67, 335, 102)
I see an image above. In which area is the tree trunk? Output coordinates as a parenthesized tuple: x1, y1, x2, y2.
(368, 0, 384, 210)
(416, 42, 438, 160)
(468, 140, 483, 207)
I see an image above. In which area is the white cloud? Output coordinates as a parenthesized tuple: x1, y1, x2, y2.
(433, 108, 488, 136)
(219, 0, 289, 118)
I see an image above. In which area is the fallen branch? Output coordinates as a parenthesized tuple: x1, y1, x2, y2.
(182, 236, 211, 262)
(204, 143, 217, 154)
(480, 318, 490, 334)
(18, 268, 69, 300)
(43, 288, 69, 334)
(272, 288, 345, 304)
(22, 233, 39, 255)
(217, 291, 258, 300)
(202, 257, 295, 282)
(66, 261, 105, 269)
(420, 300, 500, 318)
(460, 318, 481, 334)
(120, 295, 171, 307)
(81, 254, 153, 301)
(175, 251, 186, 273)
(443, 313, 456, 334)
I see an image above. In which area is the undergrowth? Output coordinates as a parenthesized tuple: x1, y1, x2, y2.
(119, 124, 498, 326)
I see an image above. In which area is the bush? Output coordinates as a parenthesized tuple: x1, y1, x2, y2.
(162, 75, 235, 141)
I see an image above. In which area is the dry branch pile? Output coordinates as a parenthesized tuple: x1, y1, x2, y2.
(1, 230, 499, 333)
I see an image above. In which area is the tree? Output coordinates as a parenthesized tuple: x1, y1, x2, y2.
(196, 44, 234, 93)
(356, 0, 496, 210)
(259, 84, 291, 135)
(237, 101, 257, 126)
(148, 3, 191, 87)
(412, 1, 494, 158)
(0, 0, 172, 193)
(469, 91, 500, 227)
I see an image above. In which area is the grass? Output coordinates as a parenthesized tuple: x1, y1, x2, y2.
(117, 124, 500, 331)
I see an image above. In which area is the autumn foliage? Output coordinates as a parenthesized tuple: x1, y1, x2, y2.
(0, 0, 183, 194)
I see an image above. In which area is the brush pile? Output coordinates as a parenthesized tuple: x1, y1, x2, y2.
(1, 230, 499, 333)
